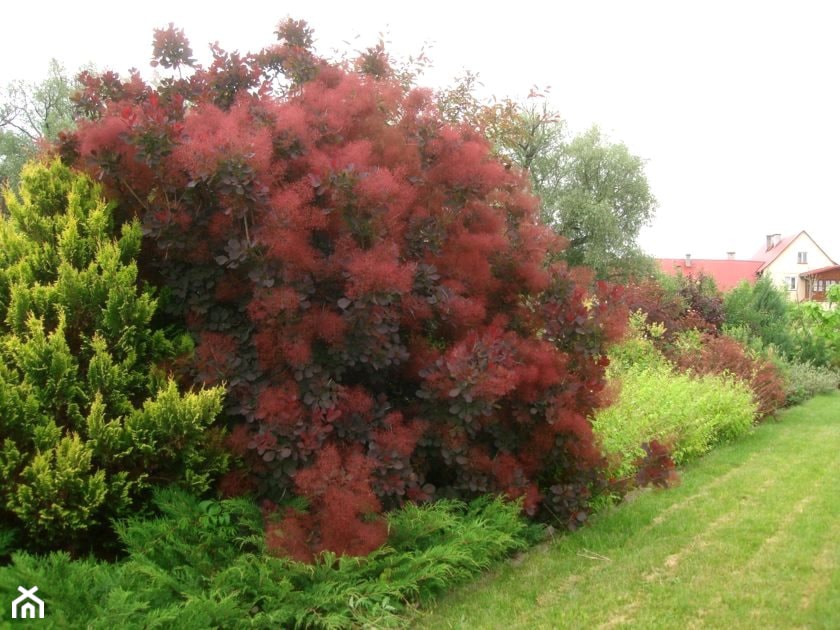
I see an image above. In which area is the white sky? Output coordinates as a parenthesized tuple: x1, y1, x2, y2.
(3, 0, 839, 262)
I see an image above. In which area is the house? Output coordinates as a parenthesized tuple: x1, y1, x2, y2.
(749, 232, 838, 301)
(656, 231, 839, 301)
(11, 585, 44, 619)
(800, 264, 840, 301)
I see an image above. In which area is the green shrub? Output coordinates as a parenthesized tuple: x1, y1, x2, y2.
(0, 161, 228, 555)
(606, 311, 670, 373)
(594, 361, 757, 481)
(723, 277, 792, 354)
(0, 488, 537, 628)
(779, 359, 840, 407)
(669, 330, 786, 421)
(724, 278, 840, 369)
(788, 302, 840, 368)
(722, 322, 769, 356)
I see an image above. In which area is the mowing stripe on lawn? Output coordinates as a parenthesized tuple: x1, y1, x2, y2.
(411, 392, 840, 630)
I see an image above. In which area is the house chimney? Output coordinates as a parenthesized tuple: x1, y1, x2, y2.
(727, 251, 735, 260)
(685, 254, 691, 268)
(773, 233, 781, 246)
(766, 234, 774, 251)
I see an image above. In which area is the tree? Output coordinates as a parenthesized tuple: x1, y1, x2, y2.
(60, 20, 628, 561)
(827, 284, 840, 308)
(788, 301, 840, 368)
(518, 119, 657, 279)
(0, 60, 76, 191)
(437, 86, 657, 280)
(0, 133, 33, 193)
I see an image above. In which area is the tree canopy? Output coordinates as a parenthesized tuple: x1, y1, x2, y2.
(0, 60, 76, 191)
(532, 124, 656, 278)
(436, 86, 657, 280)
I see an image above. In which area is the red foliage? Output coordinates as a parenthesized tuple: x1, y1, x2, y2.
(63, 20, 628, 560)
(623, 275, 724, 344)
(672, 334, 786, 420)
(635, 440, 679, 489)
(622, 280, 687, 341)
(194, 332, 239, 385)
(218, 469, 256, 498)
(267, 445, 388, 561)
(225, 424, 252, 457)
(151, 23, 196, 70)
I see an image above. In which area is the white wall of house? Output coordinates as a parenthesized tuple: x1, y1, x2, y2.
(762, 233, 835, 301)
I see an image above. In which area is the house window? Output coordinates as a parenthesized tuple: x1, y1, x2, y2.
(816, 280, 825, 292)
(797, 252, 808, 264)
(784, 276, 797, 291)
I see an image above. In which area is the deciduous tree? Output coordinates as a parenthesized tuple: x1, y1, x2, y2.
(438, 83, 657, 279)
(0, 60, 76, 190)
(541, 125, 656, 276)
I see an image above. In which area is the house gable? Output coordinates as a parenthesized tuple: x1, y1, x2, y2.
(755, 231, 837, 273)
(759, 232, 836, 300)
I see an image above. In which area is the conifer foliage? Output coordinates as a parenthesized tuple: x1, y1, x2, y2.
(62, 21, 627, 560)
(0, 161, 228, 554)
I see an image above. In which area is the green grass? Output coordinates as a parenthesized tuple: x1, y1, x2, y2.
(411, 392, 840, 629)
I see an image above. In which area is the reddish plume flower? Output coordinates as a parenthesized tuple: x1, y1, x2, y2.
(63, 22, 627, 560)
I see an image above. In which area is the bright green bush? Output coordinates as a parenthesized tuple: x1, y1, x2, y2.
(0, 161, 228, 555)
(595, 330, 757, 480)
(0, 488, 537, 628)
(606, 310, 670, 373)
(788, 302, 840, 368)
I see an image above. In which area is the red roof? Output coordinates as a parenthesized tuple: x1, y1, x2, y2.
(801, 264, 840, 276)
(656, 258, 763, 292)
(751, 233, 799, 272)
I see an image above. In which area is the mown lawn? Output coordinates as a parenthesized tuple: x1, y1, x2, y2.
(411, 392, 840, 629)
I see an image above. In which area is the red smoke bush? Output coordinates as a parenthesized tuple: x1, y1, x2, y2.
(673, 333, 786, 420)
(61, 20, 627, 561)
(623, 274, 725, 344)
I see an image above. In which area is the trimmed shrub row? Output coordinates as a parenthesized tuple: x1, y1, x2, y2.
(593, 314, 758, 482)
(593, 364, 756, 481)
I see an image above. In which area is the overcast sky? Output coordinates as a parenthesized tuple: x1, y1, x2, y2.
(3, 0, 839, 262)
